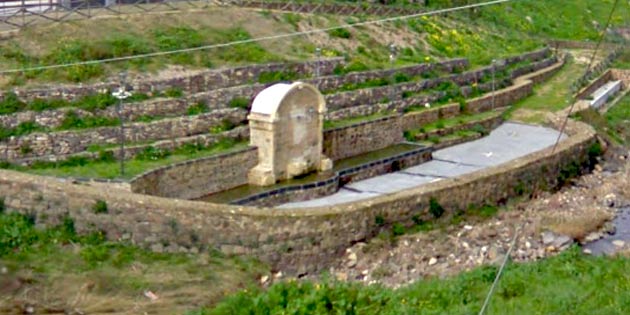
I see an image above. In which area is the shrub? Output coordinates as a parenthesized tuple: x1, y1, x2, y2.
(229, 97, 250, 110)
(187, 102, 209, 115)
(392, 223, 406, 236)
(375, 215, 385, 226)
(393, 72, 411, 83)
(135, 146, 170, 161)
(0, 198, 4, 213)
(209, 119, 236, 134)
(328, 28, 352, 39)
(0, 92, 26, 115)
(258, 70, 299, 84)
(163, 87, 184, 98)
(92, 200, 108, 214)
(75, 93, 118, 112)
(587, 141, 603, 165)
(28, 98, 68, 111)
(471, 123, 488, 136)
(59, 111, 119, 130)
(429, 197, 445, 218)
(0, 213, 37, 256)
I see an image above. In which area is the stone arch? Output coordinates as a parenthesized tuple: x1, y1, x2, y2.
(248, 82, 332, 186)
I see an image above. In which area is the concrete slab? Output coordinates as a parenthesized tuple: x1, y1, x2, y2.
(433, 123, 566, 167)
(346, 172, 440, 194)
(404, 160, 483, 178)
(278, 188, 380, 208)
(277, 122, 565, 208)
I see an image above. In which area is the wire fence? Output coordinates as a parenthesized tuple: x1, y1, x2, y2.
(0, 0, 426, 31)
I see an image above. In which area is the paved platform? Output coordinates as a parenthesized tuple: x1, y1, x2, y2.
(278, 122, 566, 208)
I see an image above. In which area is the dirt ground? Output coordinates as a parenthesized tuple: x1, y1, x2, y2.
(296, 145, 630, 288)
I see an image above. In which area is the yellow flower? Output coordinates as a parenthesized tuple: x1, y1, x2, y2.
(424, 56, 431, 62)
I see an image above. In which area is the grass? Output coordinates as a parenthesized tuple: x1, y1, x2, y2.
(6, 139, 248, 180)
(3, 1, 621, 86)
(513, 60, 585, 113)
(202, 247, 630, 315)
(406, 110, 499, 140)
(0, 212, 267, 315)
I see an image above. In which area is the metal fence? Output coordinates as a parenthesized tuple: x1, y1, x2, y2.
(0, 0, 425, 31)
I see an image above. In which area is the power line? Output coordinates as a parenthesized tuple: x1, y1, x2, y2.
(551, 0, 621, 153)
(478, 224, 521, 315)
(0, 0, 514, 75)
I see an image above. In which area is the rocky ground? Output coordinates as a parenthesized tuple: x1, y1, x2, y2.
(283, 146, 630, 288)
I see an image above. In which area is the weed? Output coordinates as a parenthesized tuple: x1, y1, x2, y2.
(0, 93, 26, 115)
(229, 97, 250, 110)
(328, 28, 352, 39)
(258, 70, 299, 84)
(429, 197, 445, 219)
(135, 146, 170, 161)
(470, 123, 488, 136)
(187, 102, 209, 115)
(59, 111, 120, 130)
(428, 135, 440, 144)
(392, 223, 406, 236)
(162, 87, 184, 98)
(375, 215, 385, 226)
(92, 200, 108, 214)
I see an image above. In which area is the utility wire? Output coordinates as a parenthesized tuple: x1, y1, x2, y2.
(478, 224, 521, 315)
(0, 0, 513, 75)
(551, 0, 621, 153)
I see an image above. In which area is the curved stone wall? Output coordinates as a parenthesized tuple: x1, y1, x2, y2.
(0, 117, 597, 274)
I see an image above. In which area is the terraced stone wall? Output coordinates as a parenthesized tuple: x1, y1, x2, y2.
(0, 117, 597, 274)
(0, 58, 345, 102)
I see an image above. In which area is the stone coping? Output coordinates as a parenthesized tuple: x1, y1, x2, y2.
(0, 116, 594, 218)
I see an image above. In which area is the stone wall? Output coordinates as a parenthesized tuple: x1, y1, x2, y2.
(130, 147, 258, 200)
(323, 116, 403, 161)
(0, 117, 597, 274)
(576, 69, 613, 100)
(0, 54, 549, 131)
(1, 58, 345, 102)
(1, 109, 248, 161)
(229, 146, 432, 207)
(0, 59, 468, 130)
(413, 111, 504, 141)
(611, 69, 630, 89)
(233, 0, 425, 16)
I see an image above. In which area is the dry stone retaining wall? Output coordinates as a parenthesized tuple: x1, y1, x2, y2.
(0, 58, 345, 102)
(323, 115, 403, 161)
(0, 117, 597, 274)
(1, 109, 248, 160)
(130, 147, 258, 200)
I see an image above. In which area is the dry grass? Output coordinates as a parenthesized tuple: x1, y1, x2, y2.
(546, 208, 612, 241)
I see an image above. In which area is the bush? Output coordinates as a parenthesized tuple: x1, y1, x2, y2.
(429, 197, 445, 218)
(393, 72, 411, 83)
(328, 28, 352, 39)
(163, 87, 183, 98)
(229, 97, 250, 110)
(258, 70, 299, 84)
(0, 93, 26, 115)
(392, 223, 406, 236)
(135, 146, 170, 161)
(59, 111, 120, 130)
(471, 123, 488, 136)
(92, 200, 108, 214)
(187, 102, 209, 115)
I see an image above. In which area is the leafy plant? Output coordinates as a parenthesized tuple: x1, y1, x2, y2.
(187, 102, 209, 115)
(229, 97, 250, 110)
(92, 200, 108, 214)
(328, 28, 352, 39)
(429, 197, 445, 218)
